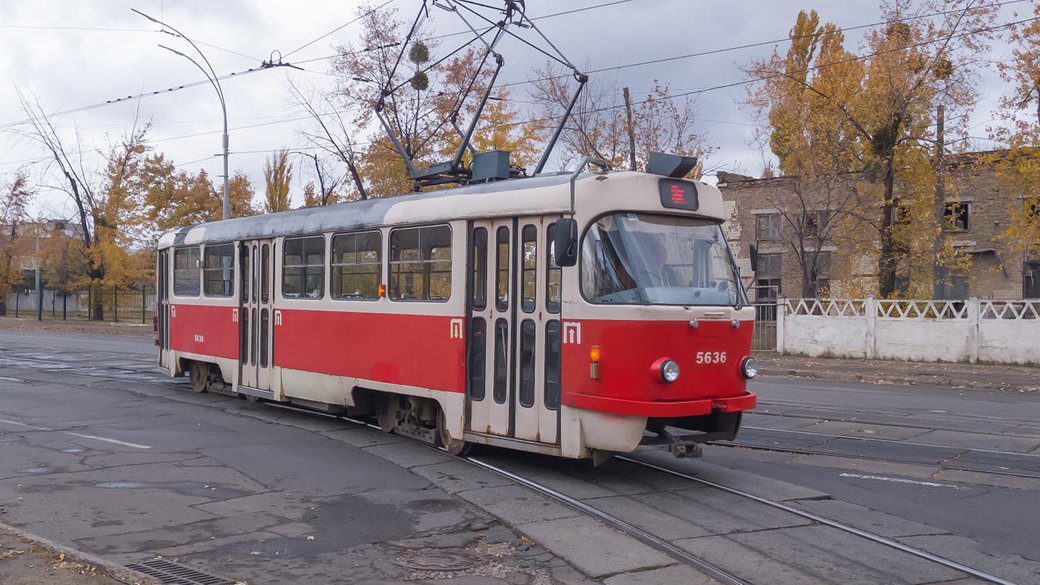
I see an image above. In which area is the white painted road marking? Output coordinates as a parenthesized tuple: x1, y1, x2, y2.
(0, 419, 151, 449)
(0, 418, 52, 431)
(0, 376, 26, 382)
(839, 472, 962, 490)
(62, 432, 151, 450)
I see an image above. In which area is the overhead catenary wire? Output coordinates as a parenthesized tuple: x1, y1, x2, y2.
(6, 0, 1022, 131)
(281, 0, 396, 59)
(3, 13, 1028, 170)
(2, 3, 1027, 170)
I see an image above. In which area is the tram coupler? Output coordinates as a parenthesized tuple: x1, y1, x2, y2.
(641, 426, 704, 458)
(669, 439, 703, 459)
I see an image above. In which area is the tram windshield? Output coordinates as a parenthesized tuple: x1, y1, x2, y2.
(581, 213, 745, 306)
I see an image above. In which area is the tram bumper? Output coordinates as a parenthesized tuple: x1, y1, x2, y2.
(567, 391, 755, 455)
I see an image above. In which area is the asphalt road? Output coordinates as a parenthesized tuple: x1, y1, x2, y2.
(0, 330, 594, 585)
(1, 329, 1037, 584)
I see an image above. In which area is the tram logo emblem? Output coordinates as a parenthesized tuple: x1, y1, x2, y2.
(274, 310, 282, 326)
(449, 318, 464, 339)
(563, 322, 582, 344)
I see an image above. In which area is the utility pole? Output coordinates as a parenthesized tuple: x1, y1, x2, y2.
(133, 9, 230, 220)
(623, 87, 637, 171)
(932, 104, 946, 299)
(35, 223, 42, 321)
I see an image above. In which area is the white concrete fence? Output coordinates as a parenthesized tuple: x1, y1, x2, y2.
(776, 297, 1040, 366)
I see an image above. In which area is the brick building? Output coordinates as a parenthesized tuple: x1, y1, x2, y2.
(717, 152, 1039, 301)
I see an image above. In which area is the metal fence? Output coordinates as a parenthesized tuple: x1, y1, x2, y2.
(3, 285, 156, 323)
(750, 284, 778, 352)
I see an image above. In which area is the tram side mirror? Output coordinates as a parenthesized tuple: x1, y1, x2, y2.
(749, 244, 759, 273)
(553, 218, 579, 267)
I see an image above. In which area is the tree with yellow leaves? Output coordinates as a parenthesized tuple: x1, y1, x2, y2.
(0, 173, 33, 315)
(989, 3, 1040, 296)
(745, 2, 997, 298)
(263, 150, 294, 213)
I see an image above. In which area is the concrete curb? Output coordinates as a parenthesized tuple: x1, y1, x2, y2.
(0, 521, 160, 585)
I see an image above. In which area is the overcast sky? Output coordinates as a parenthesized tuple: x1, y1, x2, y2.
(0, 0, 1027, 219)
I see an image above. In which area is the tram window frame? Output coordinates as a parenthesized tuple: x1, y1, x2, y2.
(203, 243, 235, 298)
(468, 317, 487, 401)
(173, 246, 201, 297)
(261, 243, 270, 304)
(544, 320, 561, 410)
(471, 227, 488, 311)
(331, 230, 382, 301)
(518, 319, 536, 407)
(546, 222, 561, 314)
(495, 226, 509, 311)
(521, 225, 537, 313)
(492, 318, 508, 404)
(388, 224, 452, 302)
(282, 235, 326, 300)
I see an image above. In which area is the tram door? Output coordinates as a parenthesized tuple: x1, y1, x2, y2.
(157, 250, 170, 365)
(467, 219, 560, 444)
(239, 239, 276, 390)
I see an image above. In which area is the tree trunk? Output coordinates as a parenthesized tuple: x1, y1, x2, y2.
(878, 154, 898, 297)
(91, 290, 104, 321)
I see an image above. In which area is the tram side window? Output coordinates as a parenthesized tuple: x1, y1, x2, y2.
(173, 247, 201, 297)
(546, 223, 561, 313)
(519, 319, 536, 407)
(521, 225, 537, 313)
(389, 225, 452, 302)
(544, 320, 561, 410)
(472, 228, 488, 310)
(331, 231, 381, 300)
(203, 243, 235, 297)
(283, 236, 325, 299)
(495, 227, 509, 311)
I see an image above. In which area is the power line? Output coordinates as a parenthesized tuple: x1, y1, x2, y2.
(282, 0, 396, 59)
(0, 24, 151, 32)
(495, 13, 1040, 135)
(0, 0, 634, 130)
(0, 65, 286, 130)
(292, 0, 643, 66)
(495, 0, 1030, 89)
(0, 23, 260, 62)
(4, 4, 1028, 171)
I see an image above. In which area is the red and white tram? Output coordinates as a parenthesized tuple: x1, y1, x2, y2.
(155, 165, 757, 460)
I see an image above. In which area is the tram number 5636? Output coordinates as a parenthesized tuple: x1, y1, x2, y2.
(695, 351, 726, 364)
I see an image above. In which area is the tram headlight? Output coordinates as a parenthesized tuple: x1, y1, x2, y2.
(652, 358, 680, 383)
(741, 356, 758, 379)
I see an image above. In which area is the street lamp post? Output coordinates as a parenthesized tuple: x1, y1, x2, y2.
(132, 9, 230, 220)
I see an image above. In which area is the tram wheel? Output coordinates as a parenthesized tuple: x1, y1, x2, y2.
(437, 407, 471, 457)
(188, 362, 209, 393)
(376, 394, 399, 433)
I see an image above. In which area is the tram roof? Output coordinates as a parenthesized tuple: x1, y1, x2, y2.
(156, 171, 718, 249)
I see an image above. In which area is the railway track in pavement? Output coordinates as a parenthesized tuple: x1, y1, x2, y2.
(0, 344, 1031, 584)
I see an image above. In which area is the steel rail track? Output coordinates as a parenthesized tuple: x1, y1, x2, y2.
(463, 455, 751, 585)
(740, 425, 1040, 457)
(615, 455, 1019, 585)
(755, 399, 1040, 430)
(0, 356, 1020, 584)
(253, 405, 752, 584)
(713, 440, 1040, 480)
